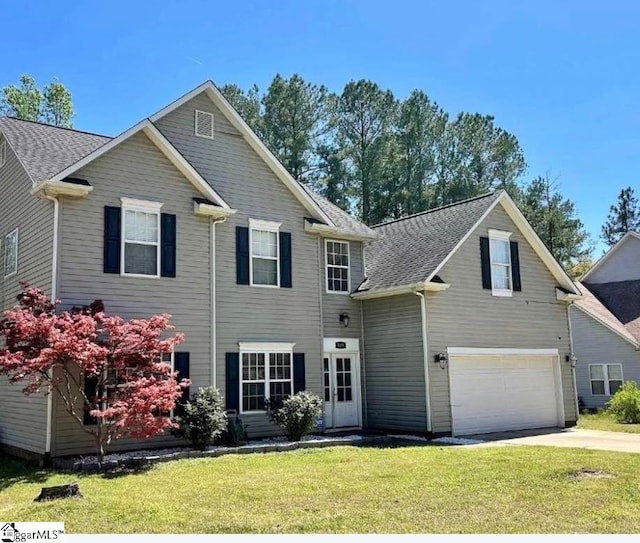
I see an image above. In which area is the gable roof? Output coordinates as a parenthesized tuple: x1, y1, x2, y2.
(581, 231, 640, 283)
(574, 281, 640, 347)
(0, 116, 110, 184)
(584, 279, 640, 345)
(358, 190, 579, 296)
(149, 80, 334, 226)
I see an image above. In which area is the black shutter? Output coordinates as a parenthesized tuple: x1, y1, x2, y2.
(161, 213, 177, 278)
(280, 232, 292, 288)
(480, 236, 491, 290)
(293, 353, 305, 394)
(225, 352, 240, 411)
(104, 206, 121, 274)
(174, 352, 190, 416)
(236, 227, 250, 285)
(83, 375, 98, 426)
(510, 241, 522, 292)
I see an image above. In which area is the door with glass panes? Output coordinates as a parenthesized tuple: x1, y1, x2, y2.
(322, 353, 360, 428)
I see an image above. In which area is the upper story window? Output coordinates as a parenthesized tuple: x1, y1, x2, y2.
(3, 228, 18, 278)
(488, 229, 512, 297)
(0, 140, 6, 169)
(590, 364, 623, 396)
(326, 240, 350, 293)
(249, 219, 280, 287)
(121, 198, 163, 277)
(195, 110, 214, 139)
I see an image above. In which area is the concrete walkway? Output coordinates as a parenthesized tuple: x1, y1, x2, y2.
(462, 427, 640, 454)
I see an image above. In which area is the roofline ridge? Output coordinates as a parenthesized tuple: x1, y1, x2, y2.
(371, 190, 500, 229)
(1, 116, 112, 139)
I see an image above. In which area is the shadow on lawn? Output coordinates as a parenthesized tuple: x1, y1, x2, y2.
(0, 454, 50, 492)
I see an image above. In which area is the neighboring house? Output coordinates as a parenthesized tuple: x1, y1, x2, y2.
(0, 81, 581, 463)
(571, 232, 640, 410)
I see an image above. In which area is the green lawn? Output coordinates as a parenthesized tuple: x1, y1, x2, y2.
(2, 445, 640, 533)
(578, 411, 640, 434)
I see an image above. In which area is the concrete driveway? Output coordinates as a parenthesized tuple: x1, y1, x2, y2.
(462, 427, 640, 454)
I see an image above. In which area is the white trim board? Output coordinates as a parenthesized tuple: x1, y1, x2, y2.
(149, 81, 333, 226)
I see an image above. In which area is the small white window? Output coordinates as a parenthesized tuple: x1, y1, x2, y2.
(249, 219, 280, 287)
(121, 198, 162, 277)
(195, 110, 214, 139)
(239, 343, 294, 413)
(0, 141, 6, 168)
(589, 364, 623, 396)
(489, 229, 512, 297)
(4, 228, 18, 278)
(326, 240, 350, 293)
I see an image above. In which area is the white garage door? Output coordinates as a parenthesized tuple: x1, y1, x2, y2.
(449, 352, 561, 436)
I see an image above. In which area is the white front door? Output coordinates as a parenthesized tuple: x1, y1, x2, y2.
(322, 338, 362, 429)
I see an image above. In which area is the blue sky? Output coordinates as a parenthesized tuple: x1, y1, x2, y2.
(3, 1, 639, 255)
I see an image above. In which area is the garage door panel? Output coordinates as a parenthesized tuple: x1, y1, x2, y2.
(449, 355, 559, 435)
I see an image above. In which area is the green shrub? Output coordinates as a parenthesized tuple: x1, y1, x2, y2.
(607, 381, 640, 424)
(171, 387, 228, 449)
(266, 391, 323, 442)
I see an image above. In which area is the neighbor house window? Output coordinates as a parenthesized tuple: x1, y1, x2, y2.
(239, 343, 294, 413)
(4, 228, 18, 278)
(249, 219, 280, 287)
(121, 198, 163, 277)
(589, 364, 623, 396)
(489, 229, 512, 297)
(326, 240, 350, 293)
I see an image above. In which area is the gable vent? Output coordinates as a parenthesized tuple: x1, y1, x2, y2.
(0, 140, 6, 169)
(195, 110, 214, 139)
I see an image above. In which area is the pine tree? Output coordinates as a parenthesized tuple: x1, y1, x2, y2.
(602, 187, 640, 246)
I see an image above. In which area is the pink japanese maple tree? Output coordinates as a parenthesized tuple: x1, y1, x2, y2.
(0, 284, 189, 462)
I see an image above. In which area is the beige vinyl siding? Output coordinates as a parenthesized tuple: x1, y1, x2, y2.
(571, 306, 640, 410)
(0, 135, 51, 456)
(155, 94, 323, 438)
(322, 239, 364, 338)
(426, 204, 577, 433)
(586, 235, 640, 284)
(362, 294, 427, 431)
(51, 131, 212, 456)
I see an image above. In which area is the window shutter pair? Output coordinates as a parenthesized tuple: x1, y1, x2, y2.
(103, 206, 176, 277)
(224, 352, 305, 411)
(236, 226, 292, 287)
(480, 237, 522, 291)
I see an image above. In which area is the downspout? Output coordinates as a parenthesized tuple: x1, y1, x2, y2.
(567, 302, 579, 422)
(415, 290, 433, 433)
(210, 216, 227, 390)
(359, 242, 368, 427)
(44, 195, 59, 456)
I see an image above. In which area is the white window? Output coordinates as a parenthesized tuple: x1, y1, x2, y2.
(489, 229, 512, 297)
(249, 219, 280, 287)
(239, 343, 295, 413)
(589, 364, 623, 396)
(0, 140, 6, 168)
(4, 228, 18, 278)
(326, 240, 350, 293)
(195, 110, 214, 139)
(121, 198, 163, 277)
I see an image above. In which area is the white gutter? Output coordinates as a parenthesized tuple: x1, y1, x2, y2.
(414, 290, 432, 433)
(567, 303, 580, 421)
(210, 216, 227, 389)
(43, 195, 59, 456)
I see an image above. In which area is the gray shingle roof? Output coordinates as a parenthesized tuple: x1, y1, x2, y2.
(0, 117, 111, 183)
(584, 279, 640, 343)
(359, 191, 502, 292)
(575, 282, 639, 345)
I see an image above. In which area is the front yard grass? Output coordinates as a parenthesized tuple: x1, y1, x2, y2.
(2, 444, 640, 533)
(578, 410, 640, 434)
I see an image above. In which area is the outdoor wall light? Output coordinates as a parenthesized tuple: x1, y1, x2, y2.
(565, 354, 578, 368)
(339, 312, 350, 328)
(434, 352, 448, 370)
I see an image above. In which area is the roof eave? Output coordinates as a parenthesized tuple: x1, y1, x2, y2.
(351, 281, 450, 300)
(193, 201, 237, 219)
(555, 288, 583, 302)
(30, 180, 93, 198)
(304, 221, 378, 242)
